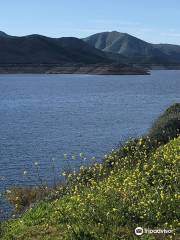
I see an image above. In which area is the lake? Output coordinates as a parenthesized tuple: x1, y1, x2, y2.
(0, 70, 180, 216)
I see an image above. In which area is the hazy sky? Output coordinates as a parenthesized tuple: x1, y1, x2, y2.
(0, 0, 180, 44)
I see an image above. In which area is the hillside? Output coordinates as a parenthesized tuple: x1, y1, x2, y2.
(1, 104, 179, 239)
(0, 33, 110, 65)
(1, 30, 180, 69)
(0, 31, 9, 37)
(83, 31, 180, 65)
(0, 31, 149, 74)
(2, 30, 180, 67)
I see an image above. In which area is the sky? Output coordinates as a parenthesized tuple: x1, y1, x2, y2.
(0, 0, 180, 45)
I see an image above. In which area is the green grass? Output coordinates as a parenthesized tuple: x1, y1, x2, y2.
(1, 136, 179, 240)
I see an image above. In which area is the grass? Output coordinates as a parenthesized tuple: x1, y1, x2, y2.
(0, 104, 180, 239)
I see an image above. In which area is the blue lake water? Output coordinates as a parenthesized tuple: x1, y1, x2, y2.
(0, 70, 180, 216)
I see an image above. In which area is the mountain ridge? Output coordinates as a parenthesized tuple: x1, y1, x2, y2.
(0, 33, 110, 64)
(83, 31, 180, 64)
(0, 31, 9, 37)
(0, 30, 180, 67)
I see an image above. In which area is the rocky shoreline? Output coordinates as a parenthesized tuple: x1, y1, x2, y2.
(0, 64, 149, 75)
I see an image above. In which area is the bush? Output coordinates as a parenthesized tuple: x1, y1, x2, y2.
(148, 103, 180, 144)
(165, 103, 180, 114)
(5, 184, 67, 214)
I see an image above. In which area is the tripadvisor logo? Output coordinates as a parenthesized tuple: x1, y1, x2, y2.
(134, 227, 174, 236)
(135, 227, 143, 236)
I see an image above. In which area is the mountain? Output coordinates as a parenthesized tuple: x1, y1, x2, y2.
(83, 31, 180, 64)
(0, 33, 110, 64)
(0, 31, 9, 37)
(1, 30, 180, 68)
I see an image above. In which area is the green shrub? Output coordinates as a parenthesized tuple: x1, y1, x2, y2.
(165, 103, 180, 114)
(148, 103, 180, 144)
(5, 184, 67, 214)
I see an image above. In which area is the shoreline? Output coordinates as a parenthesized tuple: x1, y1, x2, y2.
(0, 64, 149, 75)
(1, 64, 180, 75)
